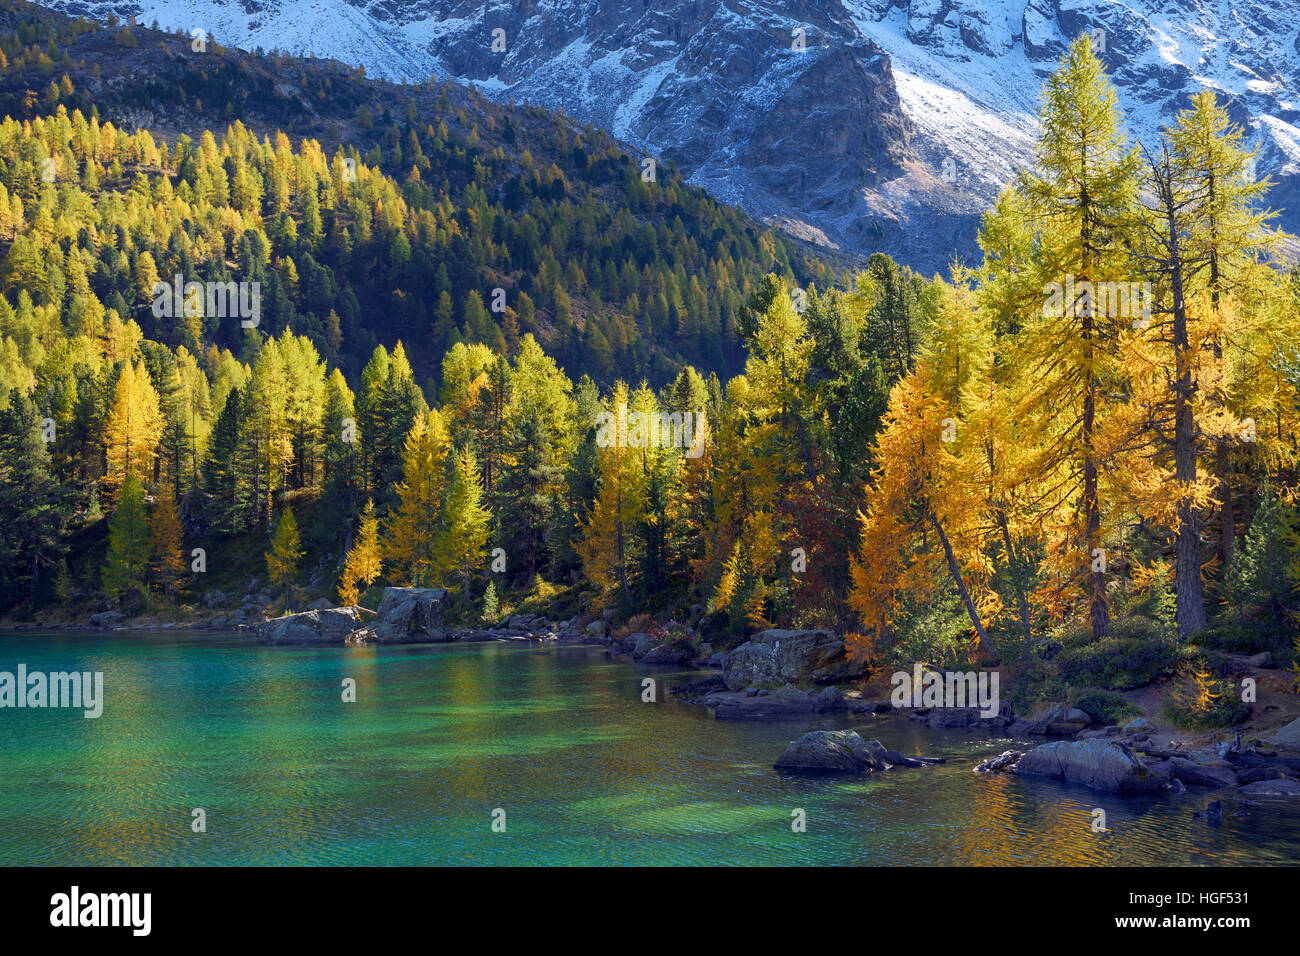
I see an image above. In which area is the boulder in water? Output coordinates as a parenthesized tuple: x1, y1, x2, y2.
(774, 730, 885, 773)
(1015, 739, 1162, 793)
(345, 587, 448, 644)
(257, 606, 365, 645)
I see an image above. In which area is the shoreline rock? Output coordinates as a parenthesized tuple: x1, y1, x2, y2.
(1007, 739, 1163, 793)
(257, 606, 367, 645)
(774, 730, 943, 774)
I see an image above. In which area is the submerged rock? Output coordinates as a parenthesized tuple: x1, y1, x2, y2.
(1237, 779, 1300, 798)
(1014, 739, 1162, 793)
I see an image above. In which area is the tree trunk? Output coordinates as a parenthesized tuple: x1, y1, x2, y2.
(1216, 446, 1234, 568)
(1167, 208, 1207, 638)
(928, 510, 998, 660)
(1081, 333, 1109, 641)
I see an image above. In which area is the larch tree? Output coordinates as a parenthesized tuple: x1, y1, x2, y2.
(985, 35, 1140, 640)
(1166, 90, 1283, 569)
(434, 447, 493, 606)
(577, 381, 642, 604)
(850, 280, 1000, 659)
(265, 504, 302, 600)
(339, 498, 382, 605)
(102, 359, 163, 502)
(149, 490, 186, 595)
(384, 408, 451, 586)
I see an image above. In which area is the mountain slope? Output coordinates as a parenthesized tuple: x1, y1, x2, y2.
(0, 1, 839, 390)
(33, 0, 1300, 268)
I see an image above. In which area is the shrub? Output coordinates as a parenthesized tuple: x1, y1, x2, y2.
(1070, 689, 1141, 725)
(1159, 665, 1250, 729)
(1056, 636, 1188, 691)
(1193, 619, 1288, 656)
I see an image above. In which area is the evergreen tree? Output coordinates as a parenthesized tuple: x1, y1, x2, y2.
(434, 447, 492, 606)
(149, 490, 185, 595)
(265, 504, 302, 599)
(102, 474, 150, 602)
(339, 498, 382, 605)
(0, 388, 65, 604)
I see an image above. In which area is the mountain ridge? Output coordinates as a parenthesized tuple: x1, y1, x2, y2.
(30, 0, 1300, 270)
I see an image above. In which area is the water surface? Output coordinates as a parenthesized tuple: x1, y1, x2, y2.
(1, 630, 1297, 865)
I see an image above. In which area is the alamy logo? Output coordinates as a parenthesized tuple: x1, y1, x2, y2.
(50, 887, 151, 936)
(0, 665, 103, 718)
(151, 274, 261, 328)
(1043, 275, 1152, 328)
(594, 403, 708, 458)
(891, 664, 1000, 717)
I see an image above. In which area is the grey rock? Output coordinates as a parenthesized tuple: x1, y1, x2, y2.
(89, 610, 126, 628)
(1238, 779, 1300, 797)
(346, 587, 447, 644)
(1169, 757, 1240, 789)
(1015, 739, 1163, 793)
(644, 641, 692, 665)
(1123, 717, 1158, 734)
(1263, 717, 1300, 749)
(1235, 767, 1280, 784)
(721, 629, 865, 691)
(627, 633, 653, 659)
(706, 687, 822, 720)
(257, 606, 365, 645)
(1010, 703, 1091, 736)
(774, 730, 885, 773)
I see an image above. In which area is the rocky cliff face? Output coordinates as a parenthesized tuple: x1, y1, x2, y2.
(36, 0, 1300, 270)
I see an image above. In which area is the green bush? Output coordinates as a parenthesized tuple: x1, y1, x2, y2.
(1158, 668, 1251, 729)
(1070, 689, 1141, 725)
(1056, 636, 1188, 691)
(1001, 658, 1068, 716)
(888, 595, 974, 669)
(1193, 619, 1288, 656)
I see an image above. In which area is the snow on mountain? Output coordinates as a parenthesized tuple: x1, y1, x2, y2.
(35, 0, 1300, 271)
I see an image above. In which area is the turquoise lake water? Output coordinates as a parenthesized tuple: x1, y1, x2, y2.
(1, 630, 1297, 866)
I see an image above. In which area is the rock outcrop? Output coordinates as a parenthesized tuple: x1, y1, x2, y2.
(1013, 739, 1162, 793)
(773, 730, 941, 774)
(345, 587, 448, 644)
(257, 606, 367, 645)
(1263, 717, 1300, 749)
(722, 629, 865, 691)
(1009, 703, 1092, 736)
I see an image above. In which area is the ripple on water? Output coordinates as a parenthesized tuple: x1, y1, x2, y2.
(1, 631, 1299, 865)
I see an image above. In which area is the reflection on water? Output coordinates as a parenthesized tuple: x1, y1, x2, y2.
(1, 631, 1298, 865)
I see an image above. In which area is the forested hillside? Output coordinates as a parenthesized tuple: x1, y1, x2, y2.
(0, 0, 835, 389)
(2, 2, 1300, 720)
